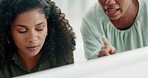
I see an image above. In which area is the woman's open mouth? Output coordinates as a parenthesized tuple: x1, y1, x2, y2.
(105, 8, 121, 17)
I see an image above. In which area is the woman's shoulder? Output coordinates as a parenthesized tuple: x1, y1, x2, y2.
(0, 63, 11, 78)
(83, 2, 107, 22)
(138, 0, 148, 8)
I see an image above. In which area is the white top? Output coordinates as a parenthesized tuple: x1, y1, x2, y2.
(81, 0, 148, 59)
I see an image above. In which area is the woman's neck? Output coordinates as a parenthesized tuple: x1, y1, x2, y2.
(111, 0, 139, 30)
(18, 52, 41, 71)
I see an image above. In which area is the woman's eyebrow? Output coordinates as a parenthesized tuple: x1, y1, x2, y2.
(16, 25, 27, 27)
(16, 22, 45, 27)
(35, 22, 45, 26)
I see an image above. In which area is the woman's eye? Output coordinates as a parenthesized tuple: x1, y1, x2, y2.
(36, 26, 44, 31)
(17, 27, 27, 33)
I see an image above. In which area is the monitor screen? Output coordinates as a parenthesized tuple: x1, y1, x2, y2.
(14, 46, 148, 78)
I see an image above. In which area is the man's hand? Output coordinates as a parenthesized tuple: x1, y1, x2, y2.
(98, 37, 118, 57)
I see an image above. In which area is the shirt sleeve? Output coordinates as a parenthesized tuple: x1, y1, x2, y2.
(81, 17, 103, 60)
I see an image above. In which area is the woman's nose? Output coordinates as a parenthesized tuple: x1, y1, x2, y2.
(27, 31, 38, 43)
(105, 0, 116, 5)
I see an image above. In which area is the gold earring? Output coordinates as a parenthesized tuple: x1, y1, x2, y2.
(7, 37, 10, 44)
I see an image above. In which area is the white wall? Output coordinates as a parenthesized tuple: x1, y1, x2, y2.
(53, 0, 97, 63)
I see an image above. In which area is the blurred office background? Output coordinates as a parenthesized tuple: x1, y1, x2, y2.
(53, 0, 97, 63)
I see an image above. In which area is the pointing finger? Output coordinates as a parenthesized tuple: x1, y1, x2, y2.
(102, 37, 111, 46)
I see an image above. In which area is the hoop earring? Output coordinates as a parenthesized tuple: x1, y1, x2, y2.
(7, 37, 10, 44)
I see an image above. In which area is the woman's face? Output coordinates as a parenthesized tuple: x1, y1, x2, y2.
(98, 0, 134, 21)
(11, 9, 48, 58)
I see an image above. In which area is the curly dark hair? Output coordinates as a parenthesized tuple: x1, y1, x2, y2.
(0, 0, 75, 68)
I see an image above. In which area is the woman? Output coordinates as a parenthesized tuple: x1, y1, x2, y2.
(81, 0, 148, 59)
(0, 0, 75, 77)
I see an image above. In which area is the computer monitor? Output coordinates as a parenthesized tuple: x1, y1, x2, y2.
(14, 46, 148, 78)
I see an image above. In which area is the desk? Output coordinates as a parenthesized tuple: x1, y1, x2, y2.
(14, 46, 148, 78)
